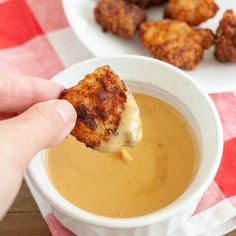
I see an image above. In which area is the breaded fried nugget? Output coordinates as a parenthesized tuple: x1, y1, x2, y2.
(125, 0, 166, 8)
(94, 0, 146, 39)
(194, 28, 215, 49)
(140, 20, 214, 70)
(61, 66, 127, 149)
(164, 0, 218, 26)
(215, 10, 236, 62)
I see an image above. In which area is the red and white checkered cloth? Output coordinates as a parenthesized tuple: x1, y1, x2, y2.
(0, 0, 236, 235)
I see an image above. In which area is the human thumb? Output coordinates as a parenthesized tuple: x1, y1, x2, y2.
(0, 99, 76, 171)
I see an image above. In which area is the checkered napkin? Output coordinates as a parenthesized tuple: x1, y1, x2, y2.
(0, 0, 235, 235)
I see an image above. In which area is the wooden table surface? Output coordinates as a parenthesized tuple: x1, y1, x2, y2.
(0, 181, 235, 236)
(0, 180, 51, 236)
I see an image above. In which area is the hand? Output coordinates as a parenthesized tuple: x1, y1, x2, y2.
(0, 72, 76, 220)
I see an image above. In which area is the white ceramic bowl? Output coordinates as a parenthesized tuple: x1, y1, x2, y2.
(26, 55, 223, 236)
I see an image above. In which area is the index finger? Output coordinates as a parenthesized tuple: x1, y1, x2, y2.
(0, 71, 64, 113)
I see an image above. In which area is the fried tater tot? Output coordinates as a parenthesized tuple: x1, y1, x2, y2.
(94, 0, 146, 39)
(140, 19, 214, 70)
(164, 0, 218, 26)
(215, 10, 236, 62)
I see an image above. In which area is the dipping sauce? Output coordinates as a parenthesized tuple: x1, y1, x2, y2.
(47, 93, 199, 218)
(97, 91, 142, 153)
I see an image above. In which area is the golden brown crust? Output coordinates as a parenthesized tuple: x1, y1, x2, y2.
(61, 66, 127, 149)
(125, 0, 167, 8)
(94, 0, 146, 39)
(139, 20, 214, 70)
(149, 39, 203, 70)
(215, 10, 236, 62)
(194, 28, 215, 49)
(164, 0, 218, 26)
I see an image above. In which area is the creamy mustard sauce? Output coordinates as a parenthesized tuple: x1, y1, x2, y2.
(47, 93, 199, 218)
(96, 92, 142, 153)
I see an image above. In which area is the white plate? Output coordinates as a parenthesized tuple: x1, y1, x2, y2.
(62, 0, 236, 93)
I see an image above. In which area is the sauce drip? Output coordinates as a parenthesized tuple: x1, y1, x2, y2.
(96, 92, 142, 153)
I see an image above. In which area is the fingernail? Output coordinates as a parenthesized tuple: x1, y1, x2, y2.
(54, 100, 76, 124)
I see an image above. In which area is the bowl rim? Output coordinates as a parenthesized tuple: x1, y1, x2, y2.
(26, 55, 223, 228)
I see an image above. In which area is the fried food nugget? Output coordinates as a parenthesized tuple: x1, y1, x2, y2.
(164, 0, 218, 26)
(94, 0, 146, 39)
(125, 0, 166, 8)
(215, 10, 236, 62)
(139, 20, 215, 70)
(61, 66, 128, 150)
(194, 28, 215, 49)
